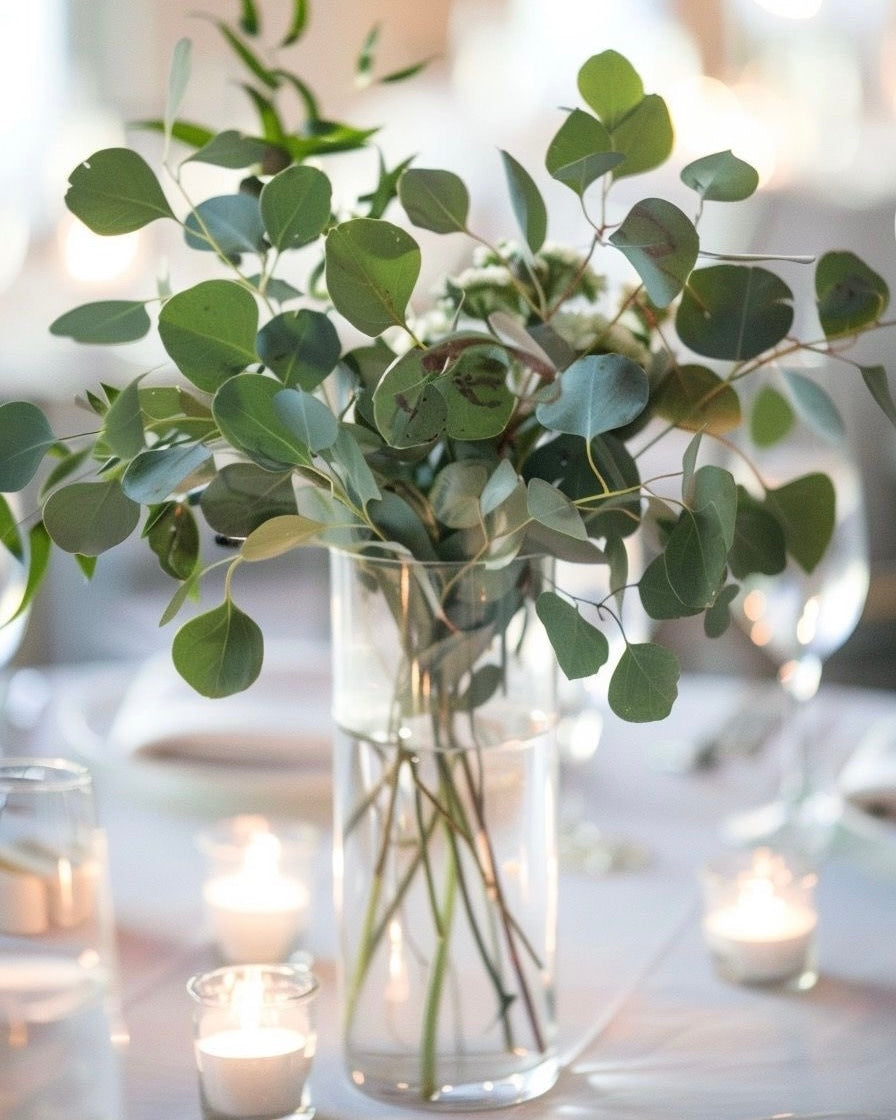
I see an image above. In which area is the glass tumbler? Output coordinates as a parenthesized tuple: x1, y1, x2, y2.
(0, 757, 123, 1118)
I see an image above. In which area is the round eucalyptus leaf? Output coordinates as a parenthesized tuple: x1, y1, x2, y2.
(437, 348, 515, 441)
(213, 374, 312, 470)
(535, 353, 648, 438)
(373, 349, 446, 448)
(240, 514, 323, 561)
(147, 502, 200, 580)
(729, 488, 786, 579)
(257, 309, 341, 389)
(273, 387, 339, 452)
(398, 168, 469, 234)
(577, 50, 644, 129)
(184, 194, 266, 255)
(545, 109, 622, 196)
(608, 197, 698, 307)
(65, 148, 175, 234)
(43, 481, 140, 555)
(607, 94, 673, 180)
(122, 442, 212, 503)
(782, 370, 844, 443)
(260, 164, 332, 250)
(325, 218, 420, 336)
(653, 364, 741, 434)
(200, 463, 297, 538)
(172, 600, 264, 698)
(50, 300, 151, 345)
(815, 250, 889, 339)
(500, 150, 547, 254)
(0, 402, 56, 491)
(676, 265, 793, 361)
(526, 478, 588, 540)
(158, 280, 260, 392)
(861, 364, 896, 428)
(607, 642, 679, 722)
(766, 472, 835, 575)
(430, 460, 490, 529)
(750, 385, 794, 447)
(680, 149, 759, 202)
(536, 590, 609, 680)
(103, 377, 146, 459)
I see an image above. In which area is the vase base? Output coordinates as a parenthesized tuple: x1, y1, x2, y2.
(348, 1052, 559, 1111)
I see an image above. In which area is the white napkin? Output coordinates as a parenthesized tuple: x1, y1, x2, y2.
(107, 641, 332, 770)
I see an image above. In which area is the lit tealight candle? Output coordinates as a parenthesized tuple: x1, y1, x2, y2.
(188, 964, 319, 1120)
(700, 847, 818, 989)
(200, 819, 316, 965)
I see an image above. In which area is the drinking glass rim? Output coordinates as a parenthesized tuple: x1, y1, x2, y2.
(0, 756, 92, 793)
(186, 962, 320, 1007)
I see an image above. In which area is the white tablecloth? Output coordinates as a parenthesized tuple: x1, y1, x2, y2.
(8, 664, 896, 1119)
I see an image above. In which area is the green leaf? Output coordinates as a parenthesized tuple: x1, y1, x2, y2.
(15, 522, 52, 624)
(607, 642, 679, 722)
(861, 365, 896, 428)
(766, 472, 835, 574)
(0, 403, 56, 490)
(260, 164, 332, 251)
(103, 376, 146, 459)
(750, 385, 794, 447)
(398, 168, 469, 234)
(535, 353, 649, 438)
(209, 19, 280, 89)
(676, 265, 793, 361)
(577, 50, 644, 129)
(65, 148, 175, 234)
(373, 348, 446, 448)
(240, 514, 322, 560)
(609, 197, 698, 307)
(273, 387, 339, 452)
(183, 194, 266, 255)
(280, 0, 308, 46)
(782, 370, 844, 443)
(122, 443, 212, 503)
(43, 481, 141, 555)
(172, 600, 264, 697)
(185, 130, 270, 169)
(50, 300, 151, 345)
(164, 39, 192, 155)
(481, 459, 520, 517)
(816, 251, 889, 338)
(527, 478, 588, 540)
(0, 495, 22, 561)
(257, 309, 341, 389)
(729, 486, 786, 579)
(213, 373, 313, 470)
(321, 426, 382, 508)
(654, 364, 741, 434)
(239, 0, 260, 35)
(158, 280, 259, 392)
(430, 460, 489, 529)
(200, 464, 297, 537)
(500, 150, 547, 254)
(147, 502, 200, 580)
(704, 583, 739, 638)
(545, 109, 624, 196)
(437, 347, 516, 441)
(536, 590, 609, 679)
(325, 218, 421, 335)
(680, 149, 759, 202)
(608, 94, 674, 180)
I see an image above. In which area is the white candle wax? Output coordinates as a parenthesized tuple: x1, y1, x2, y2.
(703, 881, 817, 983)
(203, 875, 309, 963)
(197, 1026, 311, 1118)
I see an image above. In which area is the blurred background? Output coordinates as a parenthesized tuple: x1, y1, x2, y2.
(2, 0, 895, 686)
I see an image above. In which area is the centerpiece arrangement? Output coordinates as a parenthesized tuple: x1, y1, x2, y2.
(2, 0, 894, 1108)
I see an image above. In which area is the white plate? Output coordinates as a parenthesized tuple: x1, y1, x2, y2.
(56, 641, 334, 821)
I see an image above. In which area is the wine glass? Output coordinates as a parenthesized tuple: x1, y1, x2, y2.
(555, 539, 654, 874)
(721, 432, 870, 852)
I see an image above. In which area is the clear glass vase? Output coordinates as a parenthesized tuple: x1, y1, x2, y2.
(329, 549, 559, 1110)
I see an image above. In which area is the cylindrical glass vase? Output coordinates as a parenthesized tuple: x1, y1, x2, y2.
(329, 549, 558, 1110)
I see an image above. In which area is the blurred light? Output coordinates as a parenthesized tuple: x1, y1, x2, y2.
(752, 0, 823, 17)
(58, 215, 141, 284)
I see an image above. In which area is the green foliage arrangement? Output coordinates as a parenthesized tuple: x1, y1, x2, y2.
(2, 0, 895, 721)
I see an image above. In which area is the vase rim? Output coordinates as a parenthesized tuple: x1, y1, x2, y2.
(328, 545, 549, 571)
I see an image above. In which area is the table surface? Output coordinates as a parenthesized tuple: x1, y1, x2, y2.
(5, 660, 896, 1120)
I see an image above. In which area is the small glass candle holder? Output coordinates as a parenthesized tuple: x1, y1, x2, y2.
(198, 816, 318, 964)
(187, 963, 319, 1120)
(700, 846, 819, 991)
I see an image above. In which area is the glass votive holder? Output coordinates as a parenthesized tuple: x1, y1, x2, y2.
(198, 816, 318, 965)
(699, 846, 819, 991)
(187, 962, 319, 1120)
